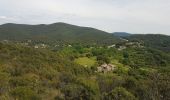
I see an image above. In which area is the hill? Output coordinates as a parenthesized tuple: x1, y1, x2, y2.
(126, 34, 170, 52)
(0, 23, 120, 45)
(112, 32, 132, 37)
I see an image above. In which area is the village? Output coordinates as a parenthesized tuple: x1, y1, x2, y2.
(0, 39, 144, 74)
(0, 38, 144, 50)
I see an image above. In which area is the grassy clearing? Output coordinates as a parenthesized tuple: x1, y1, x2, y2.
(74, 57, 96, 67)
(111, 59, 130, 74)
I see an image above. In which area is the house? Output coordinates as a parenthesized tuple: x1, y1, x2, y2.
(40, 44, 47, 48)
(68, 45, 72, 47)
(118, 46, 126, 51)
(125, 42, 144, 48)
(121, 38, 129, 42)
(1, 40, 9, 43)
(126, 42, 134, 46)
(34, 44, 48, 49)
(108, 44, 116, 48)
(34, 45, 39, 49)
(55, 45, 60, 47)
(97, 63, 116, 73)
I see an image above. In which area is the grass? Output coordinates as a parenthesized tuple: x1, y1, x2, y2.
(111, 59, 130, 74)
(74, 57, 96, 67)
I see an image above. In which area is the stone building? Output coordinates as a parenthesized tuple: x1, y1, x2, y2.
(97, 63, 116, 73)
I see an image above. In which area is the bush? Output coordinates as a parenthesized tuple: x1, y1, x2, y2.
(105, 87, 137, 100)
(10, 87, 41, 100)
(97, 55, 110, 64)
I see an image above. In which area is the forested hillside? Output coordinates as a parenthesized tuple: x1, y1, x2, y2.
(112, 32, 132, 37)
(126, 34, 170, 52)
(0, 23, 120, 45)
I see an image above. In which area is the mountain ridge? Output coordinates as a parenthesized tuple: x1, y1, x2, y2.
(112, 32, 132, 37)
(0, 22, 120, 45)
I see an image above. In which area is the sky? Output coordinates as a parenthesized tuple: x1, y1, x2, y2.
(0, 0, 170, 35)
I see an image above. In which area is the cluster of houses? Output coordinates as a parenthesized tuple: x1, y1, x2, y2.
(125, 42, 144, 48)
(34, 44, 48, 49)
(1, 38, 143, 51)
(107, 44, 126, 51)
(107, 41, 143, 51)
(97, 63, 116, 73)
(1, 40, 9, 44)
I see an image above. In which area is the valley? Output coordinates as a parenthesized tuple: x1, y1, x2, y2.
(0, 23, 169, 100)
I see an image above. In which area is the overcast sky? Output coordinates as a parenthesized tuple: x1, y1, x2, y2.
(0, 0, 170, 35)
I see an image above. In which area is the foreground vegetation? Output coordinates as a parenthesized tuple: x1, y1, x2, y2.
(0, 42, 169, 100)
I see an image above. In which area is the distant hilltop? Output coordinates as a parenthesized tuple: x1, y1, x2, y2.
(112, 32, 132, 37)
(0, 22, 120, 45)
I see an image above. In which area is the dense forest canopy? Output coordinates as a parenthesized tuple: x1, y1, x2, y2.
(126, 34, 170, 52)
(0, 23, 120, 45)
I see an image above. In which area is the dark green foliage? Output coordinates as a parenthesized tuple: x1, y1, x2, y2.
(122, 48, 170, 68)
(113, 32, 132, 37)
(61, 83, 93, 100)
(10, 87, 41, 100)
(97, 55, 110, 64)
(104, 87, 137, 100)
(0, 23, 120, 45)
(127, 34, 170, 52)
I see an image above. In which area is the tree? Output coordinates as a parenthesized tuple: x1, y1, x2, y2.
(122, 58, 130, 65)
(105, 87, 137, 100)
(97, 55, 110, 64)
(10, 87, 40, 100)
(61, 84, 94, 100)
(123, 51, 129, 58)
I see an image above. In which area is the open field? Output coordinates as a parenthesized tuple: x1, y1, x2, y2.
(74, 57, 96, 67)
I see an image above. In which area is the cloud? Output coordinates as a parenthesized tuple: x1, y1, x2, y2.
(0, 16, 7, 19)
